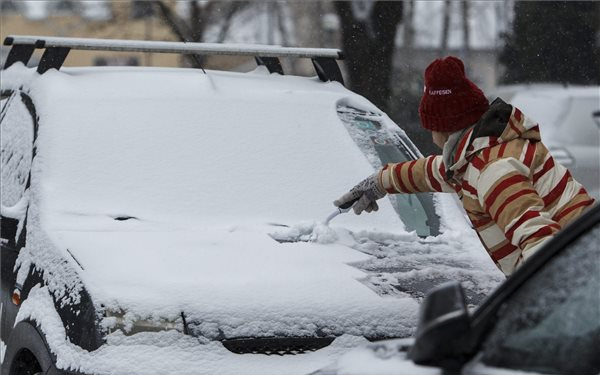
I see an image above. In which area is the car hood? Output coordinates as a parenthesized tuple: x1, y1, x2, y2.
(47, 219, 419, 340)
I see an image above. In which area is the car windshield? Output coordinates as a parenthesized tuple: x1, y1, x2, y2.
(32, 69, 411, 234)
(337, 106, 440, 237)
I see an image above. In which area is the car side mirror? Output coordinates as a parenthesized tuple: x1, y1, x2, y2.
(593, 110, 600, 128)
(408, 281, 471, 369)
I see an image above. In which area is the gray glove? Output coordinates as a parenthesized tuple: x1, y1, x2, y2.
(334, 172, 386, 215)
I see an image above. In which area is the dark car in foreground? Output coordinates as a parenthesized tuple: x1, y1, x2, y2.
(314, 203, 600, 375)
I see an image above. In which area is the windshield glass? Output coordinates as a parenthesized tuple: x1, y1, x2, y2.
(337, 106, 440, 237)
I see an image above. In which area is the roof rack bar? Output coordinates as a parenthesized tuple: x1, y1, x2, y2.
(3, 44, 35, 69)
(4, 35, 343, 60)
(3, 35, 345, 85)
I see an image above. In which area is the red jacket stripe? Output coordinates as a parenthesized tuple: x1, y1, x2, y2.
(426, 157, 443, 192)
(533, 157, 555, 182)
(483, 148, 491, 163)
(454, 130, 471, 163)
(492, 188, 537, 222)
(407, 161, 419, 191)
(472, 217, 493, 228)
(523, 142, 536, 167)
(471, 156, 486, 171)
(393, 163, 411, 193)
(498, 143, 508, 158)
(485, 174, 528, 209)
(514, 107, 523, 124)
(462, 181, 478, 196)
(506, 210, 541, 241)
(553, 198, 595, 223)
(522, 224, 558, 245)
(542, 172, 570, 206)
(438, 161, 447, 181)
(491, 242, 518, 262)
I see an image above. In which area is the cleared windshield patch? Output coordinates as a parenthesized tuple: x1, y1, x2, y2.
(336, 106, 439, 237)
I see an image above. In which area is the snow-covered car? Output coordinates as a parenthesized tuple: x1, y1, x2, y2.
(492, 85, 600, 199)
(0, 36, 502, 375)
(314, 203, 600, 375)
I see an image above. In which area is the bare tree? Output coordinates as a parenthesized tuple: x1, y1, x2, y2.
(334, 1, 403, 112)
(461, 0, 470, 60)
(440, 0, 451, 56)
(403, 1, 415, 51)
(153, 1, 250, 67)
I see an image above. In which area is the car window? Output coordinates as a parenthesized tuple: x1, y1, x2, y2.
(337, 106, 440, 237)
(479, 222, 600, 375)
(1, 92, 34, 208)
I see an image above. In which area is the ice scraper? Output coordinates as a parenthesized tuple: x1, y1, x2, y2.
(323, 197, 359, 225)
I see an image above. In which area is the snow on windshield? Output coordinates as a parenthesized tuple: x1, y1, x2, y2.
(28, 65, 405, 233)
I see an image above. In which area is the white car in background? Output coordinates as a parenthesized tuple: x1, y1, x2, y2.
(493, 85, 600, 199)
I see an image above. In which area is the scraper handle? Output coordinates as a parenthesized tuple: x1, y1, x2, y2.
(338, 197, 359, 210)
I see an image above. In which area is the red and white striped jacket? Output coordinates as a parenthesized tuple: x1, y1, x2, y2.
(379, 98, 596, 276)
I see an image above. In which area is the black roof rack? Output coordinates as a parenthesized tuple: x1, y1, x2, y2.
(2, 35, 345, 85)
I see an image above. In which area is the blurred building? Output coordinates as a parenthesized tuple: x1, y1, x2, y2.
(0, 1, 196, 68)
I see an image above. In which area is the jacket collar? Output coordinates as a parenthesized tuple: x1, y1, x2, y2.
(443, 97, 542, 182)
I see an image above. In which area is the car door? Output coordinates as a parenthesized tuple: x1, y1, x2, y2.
(1, 91, 36, 347)
(462, 210, 600, 375)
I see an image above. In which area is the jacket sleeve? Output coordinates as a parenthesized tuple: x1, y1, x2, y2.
(476, 157, 562, 260)
(379, 155, 456, 194)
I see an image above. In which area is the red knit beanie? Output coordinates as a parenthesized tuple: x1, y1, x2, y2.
(418, 56, 489, 132)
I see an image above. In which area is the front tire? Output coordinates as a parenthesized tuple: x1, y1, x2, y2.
(2, 321, 54, 375)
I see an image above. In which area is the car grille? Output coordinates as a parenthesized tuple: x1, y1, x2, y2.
(221, 337, 335, 355)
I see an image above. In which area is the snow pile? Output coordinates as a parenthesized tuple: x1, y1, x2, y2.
(269, 221, 340, 244)
(0, 62, 37, 89)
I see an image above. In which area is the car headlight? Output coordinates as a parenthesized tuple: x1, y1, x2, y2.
(103, 310, 183, 336)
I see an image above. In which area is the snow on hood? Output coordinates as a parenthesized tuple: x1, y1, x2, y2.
(49, 221, 418, 339)
(7, 64, 420, 339)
